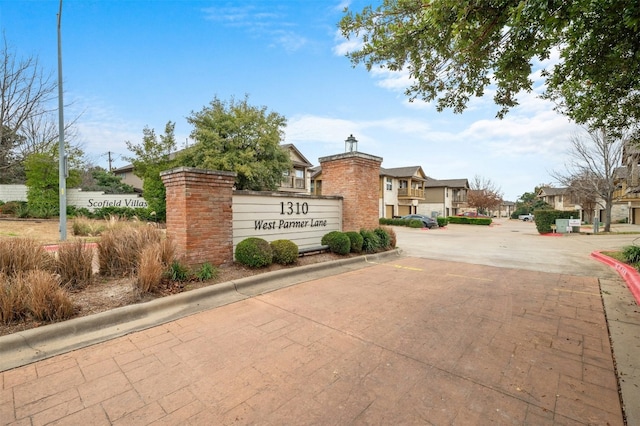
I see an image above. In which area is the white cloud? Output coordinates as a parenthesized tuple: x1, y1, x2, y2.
(332, 29, 361, 56)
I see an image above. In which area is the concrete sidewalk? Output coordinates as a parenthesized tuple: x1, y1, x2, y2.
(0, 255, 627, 425)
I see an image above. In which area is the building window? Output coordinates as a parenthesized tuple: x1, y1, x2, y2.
(399, 180, 408, 189)
(295, 169, 304, 178)
(386, 178, 392, 190)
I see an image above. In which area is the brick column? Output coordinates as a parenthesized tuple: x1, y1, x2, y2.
(319, 152, 383, 231)
(160, 167, 236, 267)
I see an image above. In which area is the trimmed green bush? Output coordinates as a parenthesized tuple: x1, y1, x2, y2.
(381, 226, 396, 248)
(533, 209, 580, 234)
(271, 239, 299, 265)
(378, 217, 426, 228)
(345, 231, 364, 253)
(374, 227, 392, 250)
(447, 216, 492, 225)
(321, 231, 351, 255)
(360, 229, 381, 253)
(437, 217, 449, 227)
(235, 237, 273, 268)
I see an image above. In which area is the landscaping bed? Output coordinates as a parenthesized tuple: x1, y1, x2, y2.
(0, 218, 352, 337)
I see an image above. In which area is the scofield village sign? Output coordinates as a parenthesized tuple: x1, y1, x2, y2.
(232, 192, 342, 251)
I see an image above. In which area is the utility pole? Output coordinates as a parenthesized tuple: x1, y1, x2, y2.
(107, 151, 113, 172)
(57, 0, 67, 241)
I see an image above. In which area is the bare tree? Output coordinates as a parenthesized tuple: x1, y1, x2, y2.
(468, 175, 504, 216)
(0, 35, 62, 183)
(552, 127, 629, 232)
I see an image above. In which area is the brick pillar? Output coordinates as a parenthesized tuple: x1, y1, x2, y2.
(160, 167, 236, 267)
(319, 152, 383, 231)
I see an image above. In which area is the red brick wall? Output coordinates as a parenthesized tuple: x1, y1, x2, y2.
(161, 167, 236, 267)
(319, 152, 383, 231)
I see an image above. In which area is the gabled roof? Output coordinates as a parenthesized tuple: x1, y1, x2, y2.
(424, 177, 469, 189)
(281, 143, 313, 168)
(614, 166, 628, 180)
(308, 166, 322, 179)
(537, 187, 567, 196)
(112, 143, 312, 173)
(379, 166, 426, 181)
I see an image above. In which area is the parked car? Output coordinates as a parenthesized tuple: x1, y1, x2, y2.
(518, 214, 535, 221)
(401, 214, 439, 229)
(457, 211, 489, 217)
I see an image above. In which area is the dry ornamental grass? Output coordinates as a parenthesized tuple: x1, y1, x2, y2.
(0, 217, 347, 337)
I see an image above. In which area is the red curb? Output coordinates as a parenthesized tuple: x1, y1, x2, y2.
(541, 233, 563, 237)
(591, 250, 640, 306)
(42, 242, 98, 252)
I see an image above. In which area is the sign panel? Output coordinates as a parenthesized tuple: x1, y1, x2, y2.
(233, 192, 342, 251)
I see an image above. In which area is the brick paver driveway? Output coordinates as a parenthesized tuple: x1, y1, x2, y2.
(1, 218, 637, 424)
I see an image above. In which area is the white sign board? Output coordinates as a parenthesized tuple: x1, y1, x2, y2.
(568, 219, 581, 227)
(232, 192, 342, 251)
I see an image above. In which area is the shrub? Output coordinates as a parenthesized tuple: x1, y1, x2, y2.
(72, 216, 106, 236)
(158, 237, 176, 268)
(321, 231, 351, 255)
(447, 216, 492, 225)
(15, 203, 31, 218)
(67, 206, 92, 218)
(167, 259, 191, 282)
(533, 209, 580, 234)
(360, 229, 381, 253)
(56, 240, 94, 290)
(98, 222, 163, 276)
(345, 231, 364, 253)
(195, 262, 218, 281)
(381, 226, 396, 248)
(0, 201, 26, 215)
(0, 238, 55, 277)
(0, 274, 28, 324)
(270, 240, 299, 265)
(137, 244, 165, 293)
(374, 227, 392, 250)
(91, 206, 155, 221)
(622, 245, 640, 264)
(20, 270, 75, 322)
(235, 237, 273, 268)
(437, 217, 449, 227)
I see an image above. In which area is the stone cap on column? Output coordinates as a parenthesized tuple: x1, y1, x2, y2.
(318, 152, 383, 164)
(160, 167, 237, 179)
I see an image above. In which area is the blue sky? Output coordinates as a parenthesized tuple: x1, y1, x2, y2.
(1, 0, 582, 201)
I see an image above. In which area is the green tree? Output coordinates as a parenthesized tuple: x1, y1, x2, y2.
(24, 152, 80, 218)
(515, 186, 551, 217)
(80, 167, 135, 194)
(339, 0, 640, 132)
(180, 95, 291, 191)
(125, 122, 177, 220)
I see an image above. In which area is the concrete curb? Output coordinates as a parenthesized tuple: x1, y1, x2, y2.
(0, 249, 403, 372)
(591, 250, 640, 305)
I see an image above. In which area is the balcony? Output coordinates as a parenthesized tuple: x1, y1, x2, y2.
(281, 176, 306, 190)
(398, 188, 425, 199)
(451, 196, 467, 205)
